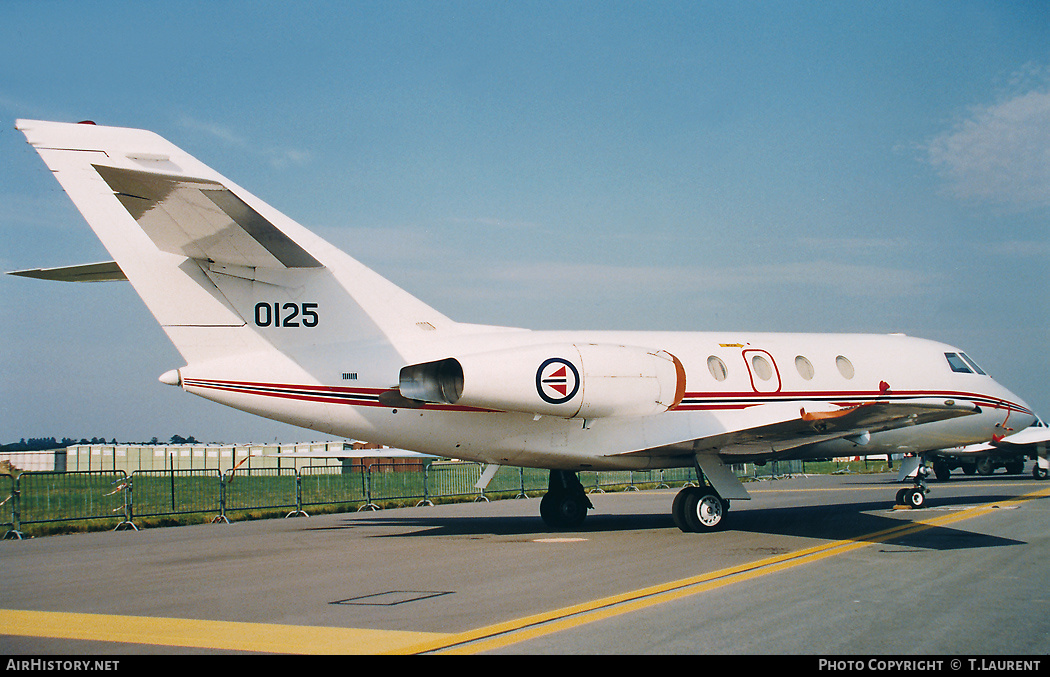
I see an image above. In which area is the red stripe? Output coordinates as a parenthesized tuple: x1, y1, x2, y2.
(182, 378, 1033, 417)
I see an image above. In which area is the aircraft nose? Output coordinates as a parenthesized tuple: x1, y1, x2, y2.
(997, 384, 1036, 431)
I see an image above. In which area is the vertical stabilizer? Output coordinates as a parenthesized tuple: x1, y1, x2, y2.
(15, 120, 460, 372)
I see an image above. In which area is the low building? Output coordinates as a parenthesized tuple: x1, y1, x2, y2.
(0, 441, 423, 475)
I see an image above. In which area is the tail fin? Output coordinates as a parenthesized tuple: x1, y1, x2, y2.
(16, 120, 456, 373)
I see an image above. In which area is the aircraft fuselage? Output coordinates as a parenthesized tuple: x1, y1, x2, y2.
(176, 329, 1033, 471)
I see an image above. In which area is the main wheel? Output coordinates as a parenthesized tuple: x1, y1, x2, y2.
(671, 486, 695, 532)
(540, 491, 557, 526)
(540, 491, 588, 529)
(684, 489, 726, 532)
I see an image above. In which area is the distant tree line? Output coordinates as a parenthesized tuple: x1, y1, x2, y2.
(1, 435, 199, 452)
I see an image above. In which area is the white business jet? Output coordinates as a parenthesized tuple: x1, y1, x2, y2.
(10, 120, 1037, 531)
(926, 416, 1050, 480)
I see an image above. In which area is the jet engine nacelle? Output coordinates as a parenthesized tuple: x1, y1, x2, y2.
(399, 343, 686, 419)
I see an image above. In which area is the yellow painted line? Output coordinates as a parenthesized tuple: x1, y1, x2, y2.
(400, 484, 1050, 655)
(744, 481, 1032, 494)
(3, 485, 1046, 654)
(0, 609, 449, 654)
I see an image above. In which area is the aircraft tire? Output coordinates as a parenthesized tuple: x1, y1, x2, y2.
(540, 492, 557, 526)
(683, 489, 725, 532)
(540, 491, 587, 530)
(671, 486, 695, 532)
(905, 488, 926, 509)
(895, 488, 908, 505)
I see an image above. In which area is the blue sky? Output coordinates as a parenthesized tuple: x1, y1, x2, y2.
(2, 1, 1048, 444)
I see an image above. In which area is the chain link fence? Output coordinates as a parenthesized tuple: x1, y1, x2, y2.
(0, 458, 886, 535)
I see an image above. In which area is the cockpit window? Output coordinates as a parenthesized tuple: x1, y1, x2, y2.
(959, 353, 987, 375)
(945, 353, 972, 373)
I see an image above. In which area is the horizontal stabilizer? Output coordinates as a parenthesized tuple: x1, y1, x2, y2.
(8, 261, 126, 282)
(93, 164, 322, 269)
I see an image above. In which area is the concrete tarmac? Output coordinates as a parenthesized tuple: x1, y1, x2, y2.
(1, 470, 1048, 655)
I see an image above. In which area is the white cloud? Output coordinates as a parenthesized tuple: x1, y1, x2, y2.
(926, 84, 1050, 209)
(177, 116, 311, 169)
(430, 258, 939, 307)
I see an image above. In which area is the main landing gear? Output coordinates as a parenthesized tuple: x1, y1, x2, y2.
(540, 469, 594, 530)
(539, 456, 746, 533)
(670, 454, 746, 533)
(672, 484, 729, 532)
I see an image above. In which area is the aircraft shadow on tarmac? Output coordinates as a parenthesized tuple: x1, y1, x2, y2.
(722, 495, 1028, 551)
(304, 489, 1030, 551)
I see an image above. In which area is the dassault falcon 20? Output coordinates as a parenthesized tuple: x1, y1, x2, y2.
(10, 119, 1038, 531)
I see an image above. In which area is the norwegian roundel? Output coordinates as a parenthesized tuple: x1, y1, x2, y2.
(536, 357, 581, 405)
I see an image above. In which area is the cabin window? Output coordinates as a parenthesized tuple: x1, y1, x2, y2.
(795, 355, 814, 380)
(960, 353, 987, 375)
(945, 352, 972, 373)
(751, 354, 773, 381)
(707, 355, 728, 382)
(835, 355, 855, 380)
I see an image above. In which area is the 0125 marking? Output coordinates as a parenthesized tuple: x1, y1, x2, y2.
(254, 302, 318, 328)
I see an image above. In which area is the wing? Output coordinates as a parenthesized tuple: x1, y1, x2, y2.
(946, 418, 1050, 454)
(614, 399, 981, 500)
(990, 422, 1050, 448)
(266, 448, 440, 459)
(628, 398, 983, 462)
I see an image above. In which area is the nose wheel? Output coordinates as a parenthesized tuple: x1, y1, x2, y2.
(896, 460, 929, 508)
(895, 486, 926, 508)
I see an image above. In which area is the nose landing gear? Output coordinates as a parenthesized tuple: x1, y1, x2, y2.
(896, 459, 929, 508)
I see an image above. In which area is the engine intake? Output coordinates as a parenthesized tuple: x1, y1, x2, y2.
(399, 343, 686, 419)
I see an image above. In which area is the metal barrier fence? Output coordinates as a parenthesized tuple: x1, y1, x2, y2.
(223, 467, 299, 518)
(0, 460, 861, 534)
(130, 469, 222, 520)
(299, 465, 368, 512)
(1, 473, 19, 539)
(363, 462, 430, 509)
(12, 470, 134, 533)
